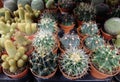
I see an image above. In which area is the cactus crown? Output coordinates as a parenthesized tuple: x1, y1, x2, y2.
(60, 33, 80, 49)
(74, 2, 96, 22)
(29, 51, 57, 76)
(92, 46, 120, 74)
(38, 18, 57, 33)
(59, 48, 89, 77)
(81, 21, 99, 35)
(85, 35, 104, 51)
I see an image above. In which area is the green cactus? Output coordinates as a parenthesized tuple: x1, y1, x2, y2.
(17, 0, 32, 7)
(0, 22, 10, 35)
(0, 8, 8, 17)
(91, 46, 120, 74)
(81, 21, 99, 36)
(60, 33, 80, 50)
(31, 0, 44, 10)
(5, 10, 11, 23)
(59, 48, 89, 79)
(110, 6, 120, 17)
(114, 35, 120, 48)
(84, 35, 104, 51)
(18, 7, 25, 21)
(29, 51, 57, 77)
(74, 2, 96, 22)
(25, 4, 33, 13)
(46, 0, 55, 8)
(104, 17, 120, 35)
(25, 12, 33, 23)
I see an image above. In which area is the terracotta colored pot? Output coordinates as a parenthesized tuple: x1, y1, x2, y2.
(25, 46, 34, 56)
(0, 66, 2, 73)
(3, 68, 28, 79)
(77, 20, 83, 26)
(30, 67, 57, 79)
(59, 24, 75, 34)
(100, 28, 113, 41)
(90, 63, 119, 79)
(27, 34, 35, 41)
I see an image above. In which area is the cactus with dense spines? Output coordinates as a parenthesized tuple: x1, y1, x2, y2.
(17, 0, 32, 7)
(74, 2, 96, 22)
(60, 33, 80, 50)
(59, 48, 89, 79)
(91, 46, 120, 75)
(84, 35, 104, 51)
(81, 21, 99, 36)
(29, 51, 57, 77)
(31, 0, 44, 10)
(104, 18, 120, 35)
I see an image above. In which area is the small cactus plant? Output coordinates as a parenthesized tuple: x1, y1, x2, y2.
(74, 2, 96, 22)
(17, 0, 32, 7)
(29, 51, 57, 78)
(46, 0, 56, 9)
(84, 35, 104, 51)
(31, 0, 44, 10)
(59, 48, 89, 80)
(80, 21, 99, 36)
(91, 45, 120, 75)
(114, 35, 120, 48)
(60, 33, 80, 50)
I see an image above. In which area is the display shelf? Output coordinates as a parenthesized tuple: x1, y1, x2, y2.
(33, 70, 112, 82)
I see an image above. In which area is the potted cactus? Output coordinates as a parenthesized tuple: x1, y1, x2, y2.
(1, 40, 28, 78)
(90, 45, 120, 79)
(73, 2, 96, 26)
(77, 21, 99, 38)
(59, 14, 75, 34)
(59, 32, 81, 53)
(58, 0, 75, 13)
(29, 51, 58, 79)
(59, 48, 89, 80)
(83, 35, 105, 54)
(101, 17, 120, 40)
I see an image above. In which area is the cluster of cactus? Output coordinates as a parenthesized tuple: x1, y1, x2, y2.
(17, 0, 32, 7)
(110, 6, 120, 17)
(104, 17, 120, 35)
(38, 18, 58, 33)
(91, 45, 120, 74)
(17, 23, 37, 35)
(81, 21, 99, 36)
(1, 40, 28, 73)
(74, 2, 96, 22)
(60, 33, 80, 49)
(29, 51, 57, 77)
(59, 14, 75, 26)
(59, 48, 89, 78)
(84, 35, 104, 51)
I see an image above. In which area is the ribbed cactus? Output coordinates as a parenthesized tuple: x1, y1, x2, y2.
(81, 21, 99, 36)
(104, 18, 120, 35)
(59, 48, 89, 79)
(74, 2, 96, 22)
(84, 35, 104, 51)
(91, 46, 120, 74)
(17, 0, 32, 7)
(46, 0, 55, 8)
(29, 51, 57, 77)
(31, 0, 44, 10)
(60, 33, 80, 50)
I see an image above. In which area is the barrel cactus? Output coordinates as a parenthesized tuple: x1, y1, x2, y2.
(46, 0, 56, 9)
(84, 35, 104, 51)
(59, 48, 89, 80)
(80, 21, 99, 36)
(31, 0, 44, 10)
(104, 17, 120, 35)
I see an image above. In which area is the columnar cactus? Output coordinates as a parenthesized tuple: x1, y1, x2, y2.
(81, 21, 99, 36)
(74, 2, 96, 22)
(91, 46, 120, 74)
(59, 48, 89, 80)
(60, 33, 80, 50)
(84, 35, 104, 51)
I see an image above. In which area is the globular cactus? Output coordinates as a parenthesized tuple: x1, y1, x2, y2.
(114, 35, 120, 48)
(91, 46, 120, 74)
(17, 0, 32, 7)
(59, 48, 89, 79)
(81, 21, 99, 36)
(31, 0, 44, 10)
(60, 33, 80, 50)
(84, 35, 104, 51)
(46, 0, 55, 8)
(104, 17, 120, 35)
(29, 51, 57, 78)
(74, 2, 96, 22)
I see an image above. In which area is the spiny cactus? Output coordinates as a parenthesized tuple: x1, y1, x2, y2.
(38, 18, 58, 34)
(104, 17, 120, 35)
(74, 2, 96, 22)
(91, 46, 120, 74)
(81, 21, 99, 36)
(60, 33, 80, 50)
(29, 51, 57, 78)
(31, 0, 44, 10)
(17, 0, 32, 7)
(59, 48, 89, 79)
(46, 0, 56, 9)
(84, 35, 104, 51)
